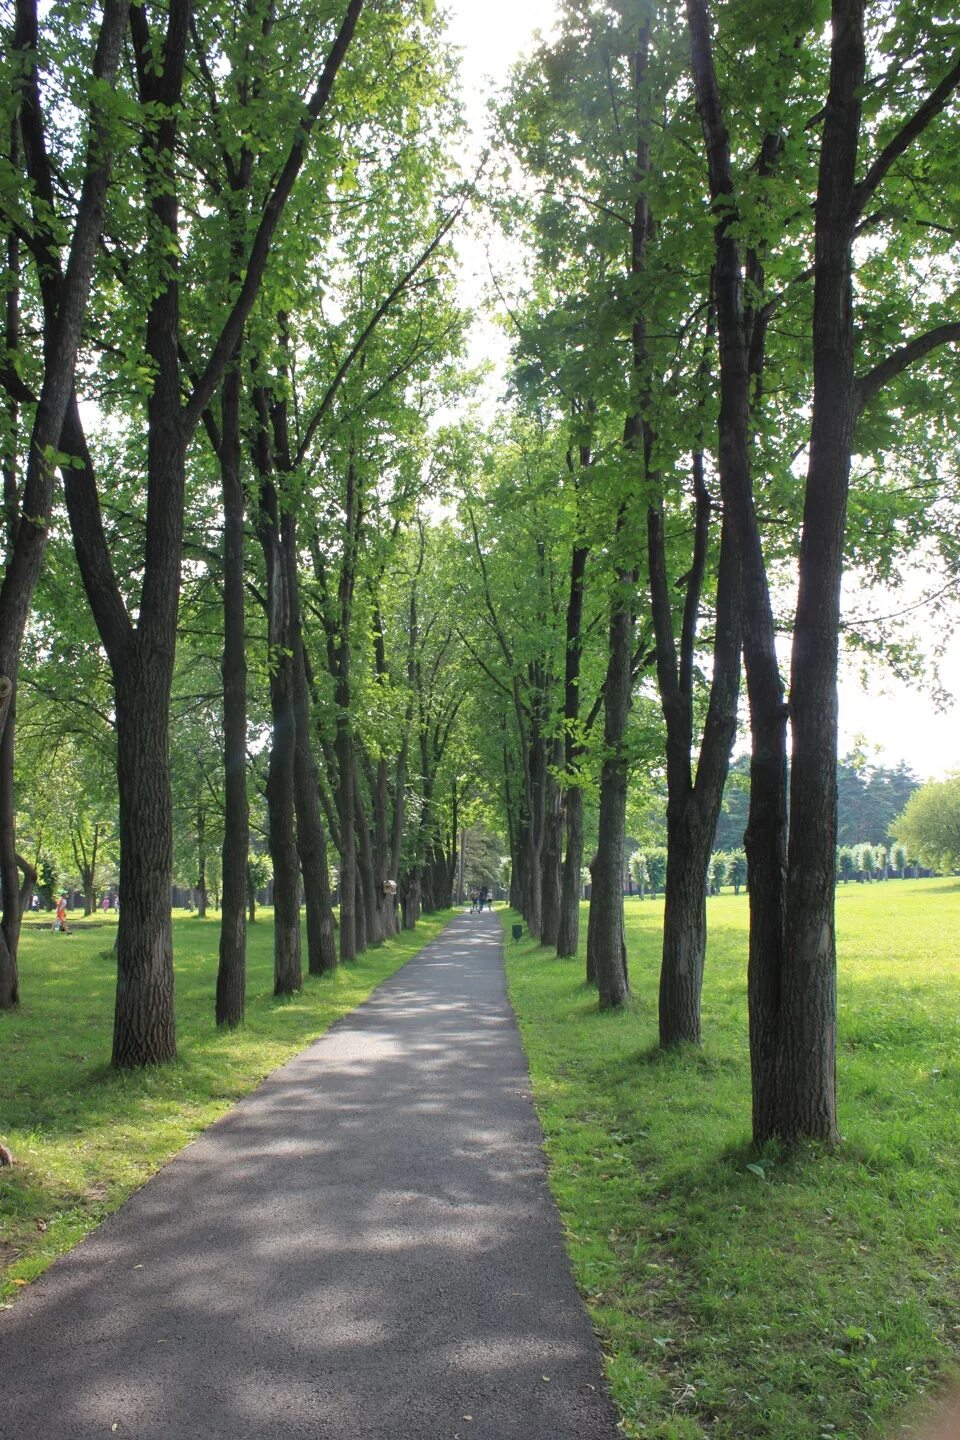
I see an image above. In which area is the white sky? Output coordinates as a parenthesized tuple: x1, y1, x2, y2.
(441, 0, 960, 781)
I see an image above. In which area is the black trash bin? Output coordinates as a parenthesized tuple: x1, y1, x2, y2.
(511, 923, 523, 942)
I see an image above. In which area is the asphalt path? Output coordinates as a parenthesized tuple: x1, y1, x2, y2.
(0, 910, 621, 1440)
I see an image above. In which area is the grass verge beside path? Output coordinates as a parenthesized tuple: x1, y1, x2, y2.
(0, 908, 451, 1305)
(501, 881, 960, 1440)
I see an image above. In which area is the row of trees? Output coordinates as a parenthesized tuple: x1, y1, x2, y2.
(465, 0, 960, 1147)
(1, 0, 957, 1158)
(713, 753, 921, 853)
(0, 1, 500, 1057)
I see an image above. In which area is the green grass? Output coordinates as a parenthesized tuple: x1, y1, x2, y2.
(0, 906, 451, 1304)
(501, 879, 960, 1440)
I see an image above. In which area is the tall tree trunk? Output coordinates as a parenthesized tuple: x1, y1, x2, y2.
(196, 807, 207, 918)
(255, 417, 302, 996)
(523, 728, 546, 936)
(355, 775, 381, 945)
(557, 536, 588, 959)
(404, 869, 421, 929)
(0, 0, 127, 1006)
(216, 361, 248, 1025)
(63, 0, 365, 1065)
(685, 0, 790, 1125)
(771, 0, 866, 1146)
(585, 852, 599, 987)
(112, 659, 176, 1067)
(658, 805, 713, 1045)
(590, 31, 651, 1011)
(557, 785, 584, 960)
(266, 666, 302, 994)
(540, 747, 563, 948)
(650, 469, 741, 1048)
(0, 694, 20, 1007)
(287, 519, 336, 975)
(354, 865, 367, 954)
(246, 863, 257, 925)
(590, 565, 633, 1010)
(372, 758, 397, 939)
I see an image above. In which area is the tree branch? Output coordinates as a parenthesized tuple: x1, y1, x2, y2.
(852, 53, 960, 217)
(183, 0, 366, 433)
(854, 322, 960, 417)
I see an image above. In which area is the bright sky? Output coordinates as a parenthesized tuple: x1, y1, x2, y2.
(440, 0, 960, 781)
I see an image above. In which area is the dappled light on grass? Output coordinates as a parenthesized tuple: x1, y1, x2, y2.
(501, 881, 960, 1440)
(0, 912, 618, 1440)
(0, 908, 452, 1299)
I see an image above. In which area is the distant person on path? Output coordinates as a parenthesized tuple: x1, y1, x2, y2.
(101, 894, 109, 913)
(52, 894, 70, 934)
(30, 893, 39, 912)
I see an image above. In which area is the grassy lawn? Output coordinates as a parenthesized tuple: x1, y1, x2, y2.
(502, 879, 960, 1440)
(0, 906, 451, 1305)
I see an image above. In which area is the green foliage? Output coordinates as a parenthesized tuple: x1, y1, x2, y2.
(892, 776, 960, 873)
(838, 846, 857, 883)
(641, 848, 667, 898)
(727, 851, 747, 896)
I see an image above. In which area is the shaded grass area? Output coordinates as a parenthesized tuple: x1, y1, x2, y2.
(502, 880, 960, 1440)
(0, 908, 451, 1303)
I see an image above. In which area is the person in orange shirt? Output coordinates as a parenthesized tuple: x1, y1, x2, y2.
(53, 894, 70, 934)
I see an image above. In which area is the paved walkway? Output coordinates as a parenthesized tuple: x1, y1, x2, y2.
(0, 911, 620, 1440)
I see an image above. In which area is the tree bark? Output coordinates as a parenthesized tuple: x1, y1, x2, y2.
(355, 773, 381, 945)
(196, 807, 207, 918)
(557, 536, 588, 959)
(557, 785, 584, 960)
(258, 478, 302, 996)
(0, 686, 20, 1007)
(61, 0, 364, 1064)
(685, 0, 790, 1125)
(0, 0, 127, 1005)
(771, 0, 867, 1146)
(216, 361, 248, 1026)
(286, 520, 337, 975)
(112, 660, 176, 1068)
(590, 570, 633, 1010)
(650, 465, 741, 1048)
(539, 742, 563, 948)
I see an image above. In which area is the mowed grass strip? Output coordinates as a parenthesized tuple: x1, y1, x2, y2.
(502, 879, 960, 1440)
(0, 908, 451, 1303)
